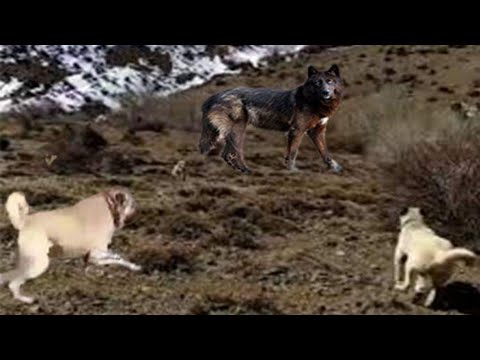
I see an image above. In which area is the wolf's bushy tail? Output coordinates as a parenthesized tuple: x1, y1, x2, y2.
(434, 248, 477, 267)
(5, 192, 29, 230)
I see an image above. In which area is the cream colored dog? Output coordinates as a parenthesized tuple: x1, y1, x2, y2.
(393, 207, 477, 307)
(0, 187, 141, 304)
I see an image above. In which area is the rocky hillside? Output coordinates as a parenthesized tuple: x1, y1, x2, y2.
(0, 45, 312, 116)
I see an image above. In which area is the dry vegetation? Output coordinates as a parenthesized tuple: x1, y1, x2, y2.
(1, 45, 480, 314)
(330, 86, 480, 247)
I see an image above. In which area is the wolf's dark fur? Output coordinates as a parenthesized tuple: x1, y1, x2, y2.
(199, 65, 344, 173)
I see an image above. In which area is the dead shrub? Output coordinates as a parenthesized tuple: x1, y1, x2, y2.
(382, 127, 480, 245)
(331, 85, 480, 245)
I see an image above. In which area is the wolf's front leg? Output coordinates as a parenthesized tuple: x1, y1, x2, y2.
(285, 127, 305, 172)
(87, 249, 142, 272)
(307, 125, 343, 173)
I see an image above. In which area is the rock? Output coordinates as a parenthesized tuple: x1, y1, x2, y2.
(0, 137, 11, 151)
(176, 73, 196, 85)
(28, 305, 41, 314)
(451, 101, 478, 118)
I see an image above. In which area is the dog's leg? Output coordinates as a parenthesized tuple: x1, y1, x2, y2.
(285, 127, 305, 172)
(222, 122, 251, 174)
(88, 249, 142, 272)
(9, 276, 35, 304)
(6, 232, 51, 304)
(422, 270, 451, 307)
(393, 246, 406, 286)
(412, 274, 433, 305)
(0, 270, 15, 286)
(307, 125, 342, 173)
(395, 259, 417, 292)
(414, 274, 430, 294)
(424, 288, 437, 307)
(9, 256, 50, 304)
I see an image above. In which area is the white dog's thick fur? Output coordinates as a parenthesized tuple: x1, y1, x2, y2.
(0, 187, 141, 304)
(393, 207, 477, 307)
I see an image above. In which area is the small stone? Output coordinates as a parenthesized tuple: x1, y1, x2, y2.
(336, 250, 346, 257)
(28, 305, 41, 314)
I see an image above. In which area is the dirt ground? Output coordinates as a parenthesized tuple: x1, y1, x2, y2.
(1, 45, 480, 314)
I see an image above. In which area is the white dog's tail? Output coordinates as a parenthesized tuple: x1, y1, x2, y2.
(5, 192, 30, 230)
(434, 248, 477, 267)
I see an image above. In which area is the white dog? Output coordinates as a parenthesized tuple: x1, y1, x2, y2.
(0, 187, 141, 304)
(393, 207, 477, 307)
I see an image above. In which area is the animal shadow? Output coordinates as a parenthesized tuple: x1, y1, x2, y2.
(431, 281, 480, 315)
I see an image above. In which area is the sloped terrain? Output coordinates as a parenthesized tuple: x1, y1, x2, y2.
(0, 45, 306, 114)
(1, 45, 480, 314)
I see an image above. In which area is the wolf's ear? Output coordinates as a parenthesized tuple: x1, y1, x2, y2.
(326, 64, 340, 77)
(308, 65, 319, 78)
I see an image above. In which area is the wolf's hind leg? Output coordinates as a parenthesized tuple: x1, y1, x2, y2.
(199, 111, 230, 156)
(222, 122, 251, 174)
(206, 139, 226, 156)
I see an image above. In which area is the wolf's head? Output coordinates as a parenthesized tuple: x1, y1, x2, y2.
(302, 64, 343, 102)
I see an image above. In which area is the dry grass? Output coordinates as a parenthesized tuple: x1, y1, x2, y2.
(3, 45, 480, 314)
(330, 86, 464, 158)
(383, 126, 480, 245)
(332, 86, 480, 246)
(110, 91, 209, 132)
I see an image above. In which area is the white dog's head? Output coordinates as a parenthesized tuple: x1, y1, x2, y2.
(399, 207, 425, 227)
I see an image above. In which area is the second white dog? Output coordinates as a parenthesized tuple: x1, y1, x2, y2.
(394, 207, 477, 307)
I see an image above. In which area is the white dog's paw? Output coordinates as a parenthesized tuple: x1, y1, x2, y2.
(16, 295, 35, 304)
(329, 160, 343, 173)
(424, 289, 437, 307)
(130, 264, 142, 272)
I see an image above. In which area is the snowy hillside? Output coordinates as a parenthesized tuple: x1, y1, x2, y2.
(0, 45, 309, 115)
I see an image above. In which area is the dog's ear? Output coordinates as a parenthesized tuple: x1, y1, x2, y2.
(308, 65, 319, 78)
(114, 192, 126, 206)
(465, 256, 477, 267)
(399, 207, 409, 216)
(419, 208, 426, 217)
(326, 64, 340, 77)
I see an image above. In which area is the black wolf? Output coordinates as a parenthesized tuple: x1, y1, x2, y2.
(199, 65, 344, 174)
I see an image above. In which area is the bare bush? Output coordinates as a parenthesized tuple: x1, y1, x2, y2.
(331, 87, 480, 245)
